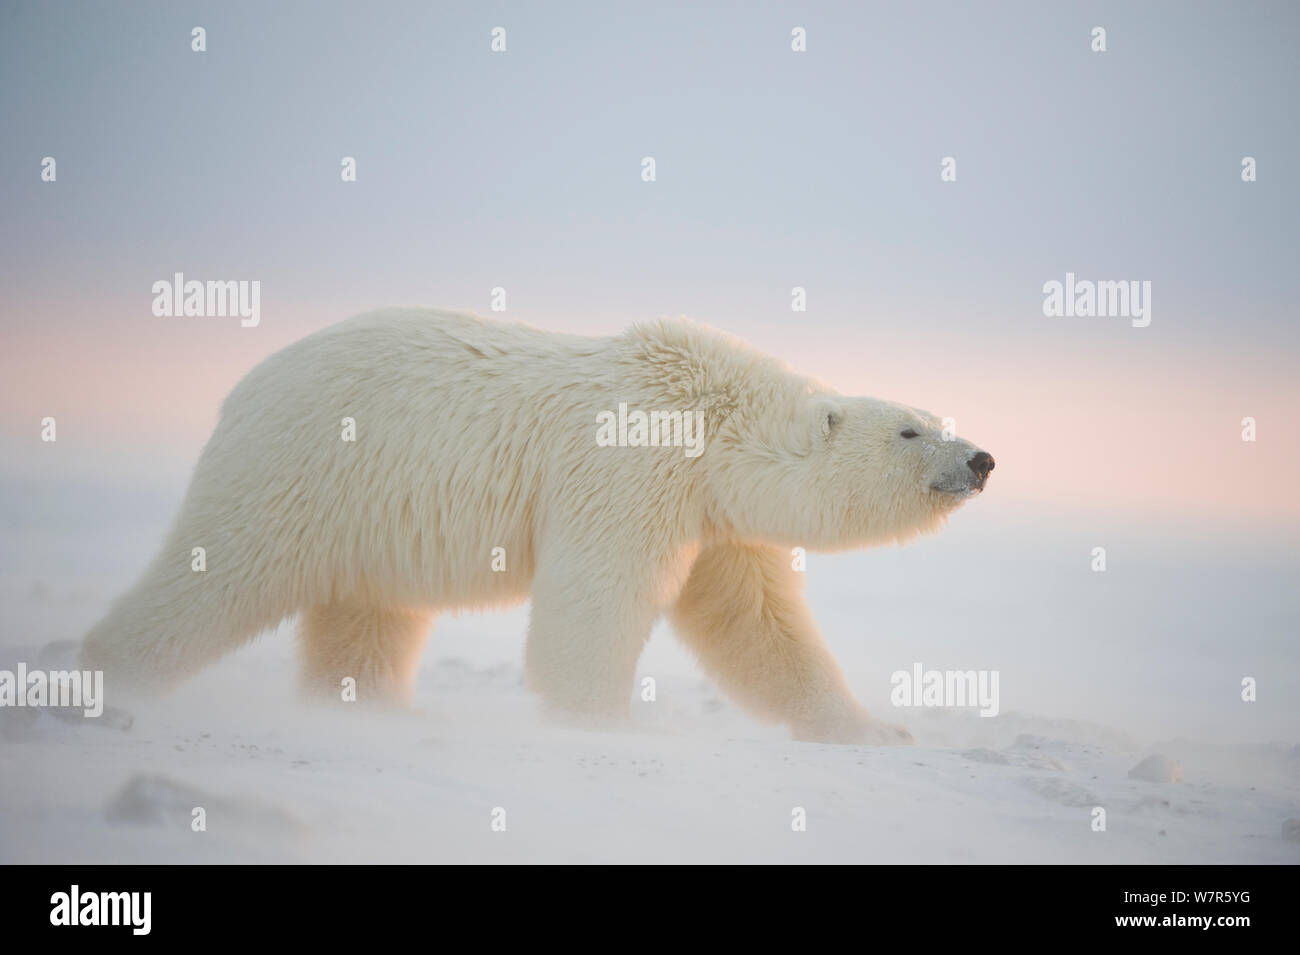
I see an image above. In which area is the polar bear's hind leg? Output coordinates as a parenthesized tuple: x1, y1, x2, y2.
(297, 601, 434, 704)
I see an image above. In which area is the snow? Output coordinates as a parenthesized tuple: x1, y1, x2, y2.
(1, 478, 1297, 864)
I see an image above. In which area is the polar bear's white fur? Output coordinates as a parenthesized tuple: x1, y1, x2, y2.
(81, 308, 993, 743)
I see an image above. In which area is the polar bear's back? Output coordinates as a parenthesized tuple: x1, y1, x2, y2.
(223, 307, 608, 418)
(177, 309, 617, 610)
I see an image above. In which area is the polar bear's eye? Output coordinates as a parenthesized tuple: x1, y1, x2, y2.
(900, 429, 919, 439)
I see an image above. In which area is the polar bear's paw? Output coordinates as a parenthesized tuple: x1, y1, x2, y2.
(793, 708, 914, 746)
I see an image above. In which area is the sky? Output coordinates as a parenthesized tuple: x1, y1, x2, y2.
(1, 0, 1297, 529)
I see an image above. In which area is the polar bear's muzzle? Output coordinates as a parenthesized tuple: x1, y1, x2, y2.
(928, 450, 995, 494)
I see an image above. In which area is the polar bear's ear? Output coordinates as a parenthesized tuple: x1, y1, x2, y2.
(811, 398, 844, 442)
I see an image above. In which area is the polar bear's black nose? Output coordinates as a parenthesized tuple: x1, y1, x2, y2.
(968, 452, 995, 479)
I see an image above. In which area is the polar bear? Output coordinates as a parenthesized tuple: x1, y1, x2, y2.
(80, 308, 994, 744)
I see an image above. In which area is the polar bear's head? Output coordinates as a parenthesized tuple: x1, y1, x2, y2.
(705, 390, 994, 550)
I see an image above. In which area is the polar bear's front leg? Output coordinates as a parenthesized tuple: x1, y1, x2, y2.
(671, 542, 912, 745)
(524, 556, 658, 720)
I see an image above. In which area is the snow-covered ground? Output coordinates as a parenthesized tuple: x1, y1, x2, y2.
(1, 478, 1297, 864)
